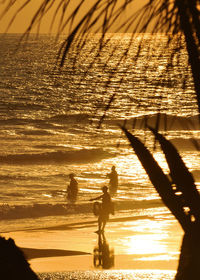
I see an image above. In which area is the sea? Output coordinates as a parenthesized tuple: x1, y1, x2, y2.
(0, 33, 200, 279)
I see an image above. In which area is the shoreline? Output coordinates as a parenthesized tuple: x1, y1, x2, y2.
(2, 213, 182, 273)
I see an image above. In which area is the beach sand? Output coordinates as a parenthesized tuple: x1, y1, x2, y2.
(2, 214, 183, 276)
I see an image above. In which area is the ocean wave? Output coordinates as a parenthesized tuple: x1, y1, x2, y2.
(48, 113, 90, 123)
(0, 117, 48, 127)
(0, 148, 114, 165)
(171, 138, 200, 151)
(134, 113, 200, 130)
(0, 203, 74, 220)
(0, 199, 162, 220)
(106, 113, 200, 131)
(4, 114, 91, 130)
(2, 113, 199, 132)
(34, 144, 63, 149)
(19, 129, 53, 136)
(0, 118, 31, 125)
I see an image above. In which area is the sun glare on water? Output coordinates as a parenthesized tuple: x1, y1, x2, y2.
(124, 234, 166, 255)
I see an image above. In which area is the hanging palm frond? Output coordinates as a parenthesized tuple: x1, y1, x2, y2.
(121, 126, 191, 231)
(149, 126, 200, 224)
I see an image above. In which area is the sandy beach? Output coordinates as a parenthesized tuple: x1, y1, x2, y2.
(2, 212, 183, 276)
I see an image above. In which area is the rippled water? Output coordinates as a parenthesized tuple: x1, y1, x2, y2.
(0, 33, 199, 231)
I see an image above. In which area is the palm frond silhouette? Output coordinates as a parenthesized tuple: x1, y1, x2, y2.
(1, 0, 200, 113)
(122, 125, 200, 280)
(1, 1, 200, 278)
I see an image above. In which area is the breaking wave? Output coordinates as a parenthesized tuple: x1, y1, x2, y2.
(0, 199, 162, 220)
(107, 113, 200, 131)
(48, 113, 90, 123)
(0, 148, 114, 165)
(171, 138, 200, 151)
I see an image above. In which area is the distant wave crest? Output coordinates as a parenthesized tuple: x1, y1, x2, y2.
(132, 113, 200, 130)
(107, 113, 200, 131)
(0, 148, 114, 165)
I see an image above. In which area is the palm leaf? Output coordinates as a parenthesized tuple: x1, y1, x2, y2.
(149, 126, 200, 223)
(121, 126, 191, 231)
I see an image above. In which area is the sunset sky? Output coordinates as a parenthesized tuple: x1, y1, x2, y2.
(0, 0, 145, 34)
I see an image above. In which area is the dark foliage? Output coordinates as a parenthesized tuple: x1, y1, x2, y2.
(122, 126, 200, 279)
(0, 236, 39, 280)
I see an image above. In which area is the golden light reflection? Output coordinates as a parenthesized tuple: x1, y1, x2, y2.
(120, 218, 172, 256)
(138, 254, 177, 261)
(124, 234, 166, 255)
(153, 152, 170, 173)
(105, 154, 150, 184)
(123, 217, 171, 234)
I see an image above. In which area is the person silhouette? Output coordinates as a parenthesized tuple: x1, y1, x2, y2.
(107, 166, 118, 196)
(90, 186, 113, 233)
(66, 173, 78, 203)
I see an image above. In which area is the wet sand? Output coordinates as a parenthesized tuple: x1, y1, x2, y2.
(2, 214, 183, 273)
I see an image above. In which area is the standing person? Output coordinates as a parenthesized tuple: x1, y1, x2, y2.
(107, 165, 118, 196)
(90, 186, 113, 233)
(66, 173, 78, 203)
